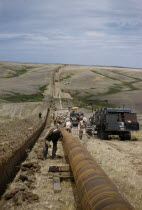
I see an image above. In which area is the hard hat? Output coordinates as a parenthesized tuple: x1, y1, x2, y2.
(83, 117, 87, 122)
(72, 107, 78, 110)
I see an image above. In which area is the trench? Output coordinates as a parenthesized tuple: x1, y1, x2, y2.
(0, 108, 50, 196)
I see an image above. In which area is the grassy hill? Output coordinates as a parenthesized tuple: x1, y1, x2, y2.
(60, 65, 142, 114)
(0, 61, 142, 118)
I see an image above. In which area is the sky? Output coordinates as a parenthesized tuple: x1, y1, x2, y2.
(0, 0, 142, 68)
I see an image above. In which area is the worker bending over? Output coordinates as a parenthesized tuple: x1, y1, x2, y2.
(43, 123, 62, 159)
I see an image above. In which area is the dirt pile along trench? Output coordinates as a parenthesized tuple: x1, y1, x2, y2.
(0, 108, 49, 196)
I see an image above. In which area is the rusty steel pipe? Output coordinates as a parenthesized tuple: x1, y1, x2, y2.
(60, 128, 134, 210)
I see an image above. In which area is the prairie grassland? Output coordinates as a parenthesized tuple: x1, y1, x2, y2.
(0, 62, 61, 100)
(60, 65, 142, 114)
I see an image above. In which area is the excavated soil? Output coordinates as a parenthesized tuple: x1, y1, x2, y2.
(0, 116, 43, 167)
(0, 113, 48, 196)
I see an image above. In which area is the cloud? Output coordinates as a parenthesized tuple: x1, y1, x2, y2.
(0, 33, 49, 45)
(0, 0, 142, 67)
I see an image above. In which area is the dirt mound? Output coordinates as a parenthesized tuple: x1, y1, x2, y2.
(3, 160, 41, 207)
(4, 188, 39, 206)
(0, 114, 48, 197)
(0, 117, 41, 166)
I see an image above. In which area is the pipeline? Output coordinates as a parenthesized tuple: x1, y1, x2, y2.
(60, 128, 134, 210)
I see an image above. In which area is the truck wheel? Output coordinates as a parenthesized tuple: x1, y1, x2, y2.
(120, 132, 131, 141)
(124, 133, 131, 140)
(104, 133, 108, 140)
(100, 132, 104, 140)
(119, 135, 125, 141)
(100, 132, 108, 140)
(97, 131, 100, 138)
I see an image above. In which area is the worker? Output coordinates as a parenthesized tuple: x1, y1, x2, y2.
(43, 123, 62, 159)
(76, 113, 81, 122)
(51, 113, 55, 121)
(39, 112, 42, 119)
(64, 118, 72, 133)
(78, 117, 90, 140)
(83, 116, 87, 123)
(53, 114, 57, 125)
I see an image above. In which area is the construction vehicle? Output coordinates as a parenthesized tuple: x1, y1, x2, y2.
(70, 111, 84, 126)
(93, 108, 139, 140)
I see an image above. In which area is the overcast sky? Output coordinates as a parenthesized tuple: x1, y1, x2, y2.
(0, 0, 142, 68)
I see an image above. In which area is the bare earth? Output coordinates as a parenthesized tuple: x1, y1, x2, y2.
(0, 61, 142, 209)
(1, 123, 142, 210)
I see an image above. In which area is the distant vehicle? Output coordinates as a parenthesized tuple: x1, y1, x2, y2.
(70, 111, 83, 126)
(93, 108, 139, 140)
(70, 107, 78, 110)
